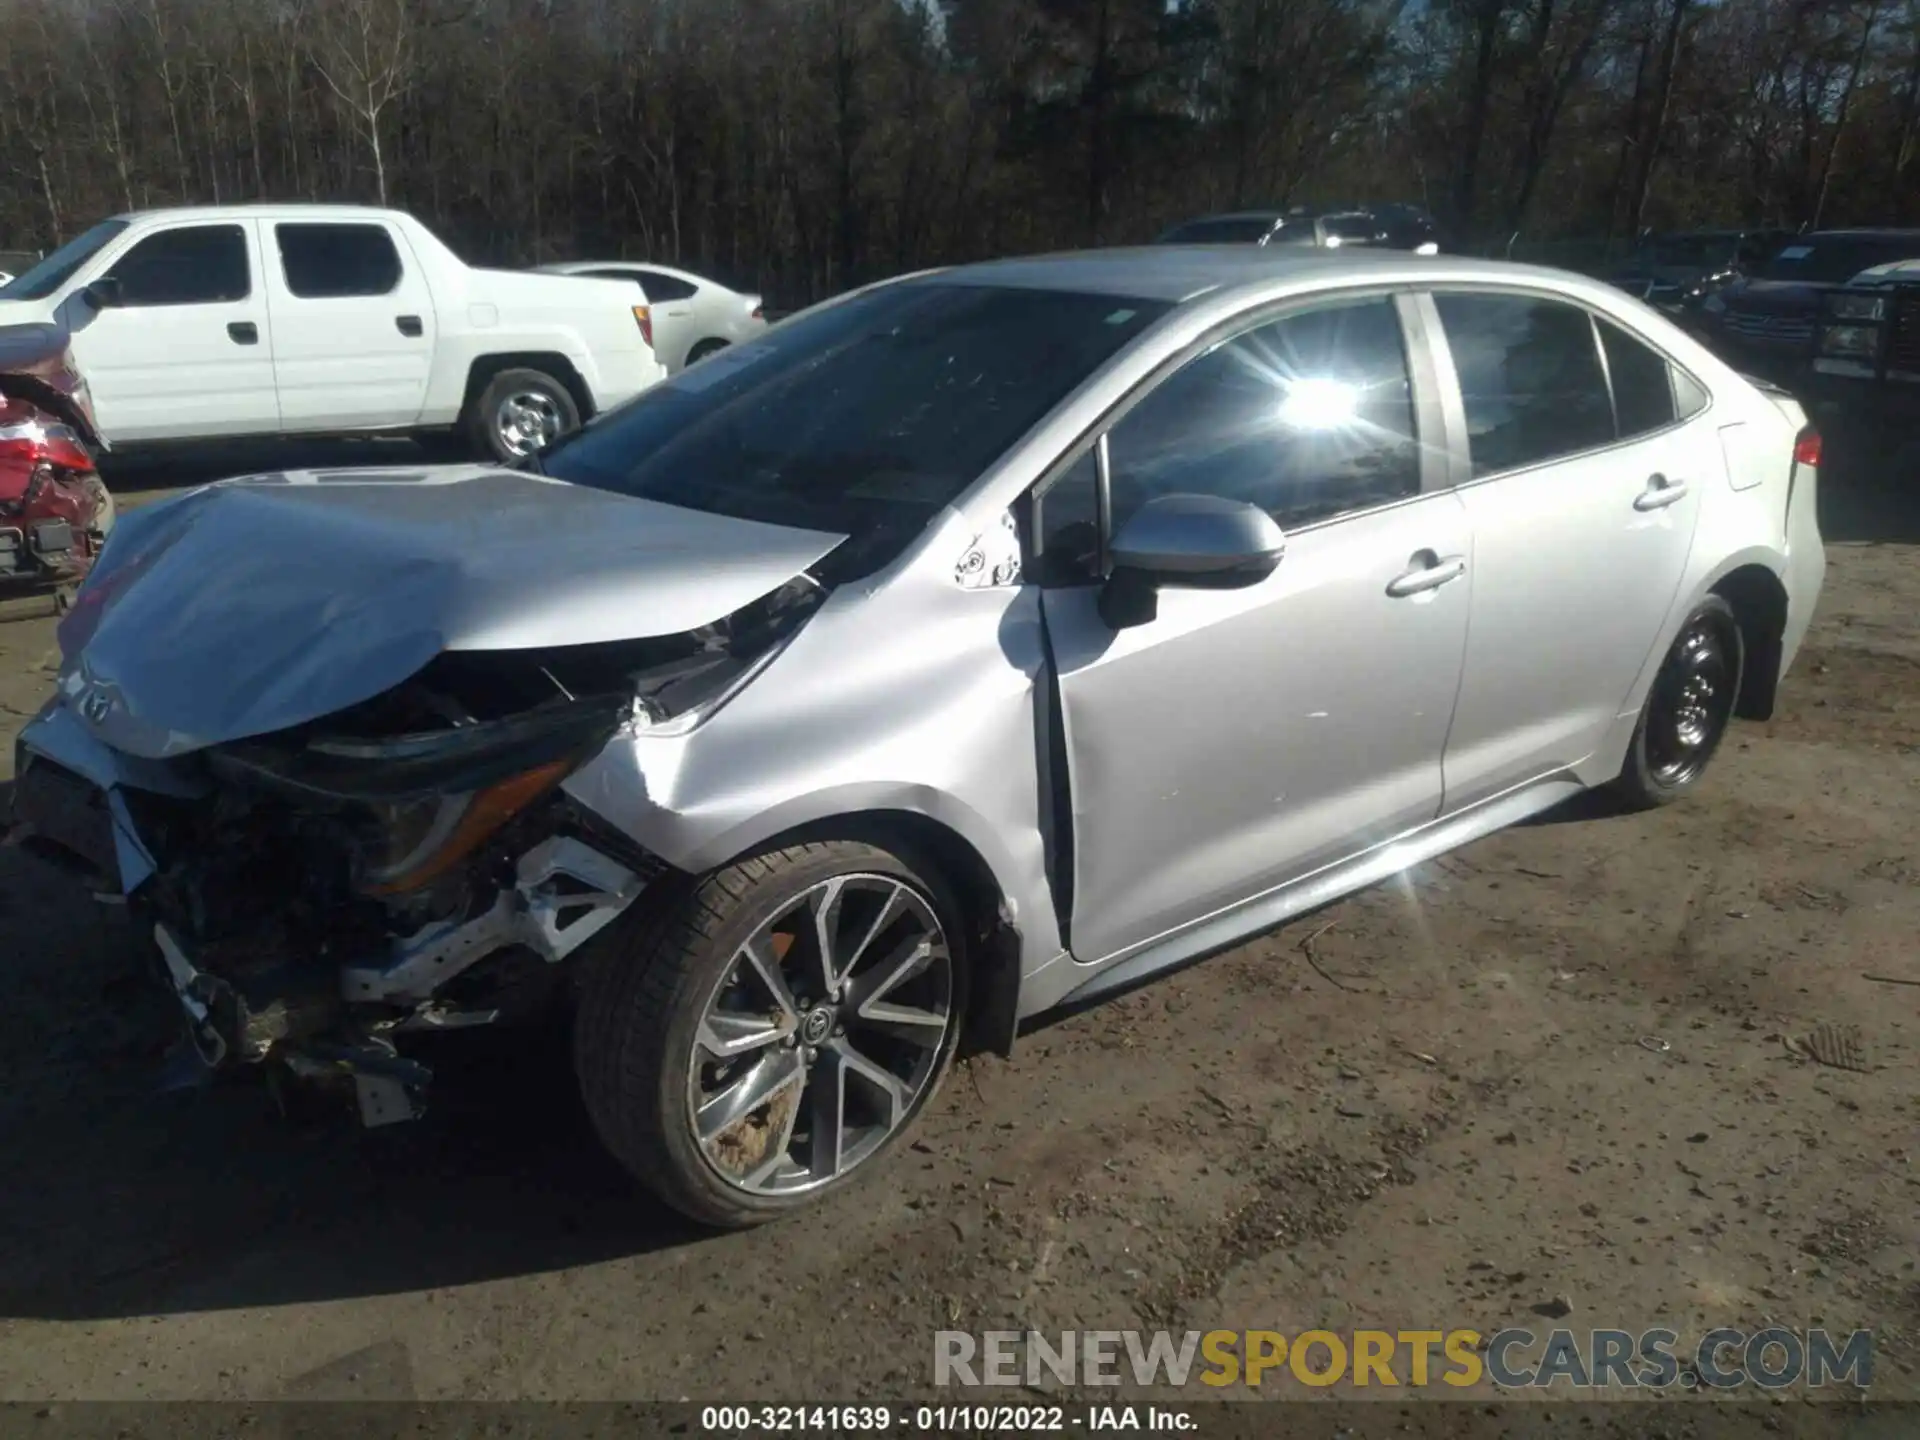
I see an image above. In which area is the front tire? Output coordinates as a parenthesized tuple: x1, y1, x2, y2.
(575, 841, 967, 1229)
(1613, 594, 1744, 809)
(467, 367, 580, 465)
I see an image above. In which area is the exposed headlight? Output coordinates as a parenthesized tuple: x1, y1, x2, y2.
(1826, 293, 1886, 322)
(1414, 241, 1439, 256)
(359, 759, 574, 895)
(1817, 323, 1881, 358)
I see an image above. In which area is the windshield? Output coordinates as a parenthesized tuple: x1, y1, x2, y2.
(541, 281, 1170, 576)
(1634, 235, 1740, 270)
(0, 221, 129, 301)
(1159, 218, 1277, 244)
(1761, 236, 1920, 283)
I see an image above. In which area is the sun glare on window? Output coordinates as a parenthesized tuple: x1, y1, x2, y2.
(1277, 376, 1360, 430)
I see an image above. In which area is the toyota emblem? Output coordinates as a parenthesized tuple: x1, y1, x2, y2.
(78, 685, 116, 725)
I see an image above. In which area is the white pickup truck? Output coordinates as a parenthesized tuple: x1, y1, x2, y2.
(0, 204, 665, 461)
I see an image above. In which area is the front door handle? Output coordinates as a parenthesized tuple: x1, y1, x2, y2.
(1633, 473, 1689, 511)
(396, 314, 423, 337)
(226, 321, 258, 345)
(1386, 550, 1467, 598)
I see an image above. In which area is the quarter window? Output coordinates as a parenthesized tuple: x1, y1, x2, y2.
(1598, 318, 1678, 438)
(277, 223, 403, 298)
(1034, 447, 1102, 585)
(1433, 294, 1614, 476)
(635, 269, 699, 302)
(1104, 296, 1421, 534)
(105, 225, 250, 306)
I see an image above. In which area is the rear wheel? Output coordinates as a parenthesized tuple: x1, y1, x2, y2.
(466, 367, 580, 464)
(1613, 595, 1744, 809)
(686, 338, 730, 366)
(575, 841, 966, 1228)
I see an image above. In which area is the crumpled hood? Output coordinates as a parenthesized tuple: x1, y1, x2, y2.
(54, 464, 845, 759)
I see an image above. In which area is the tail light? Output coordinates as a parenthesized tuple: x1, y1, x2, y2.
(750, 306, 764, 322)
(1, 401, 95, 473)
(631, 305, 654, 349)
(1793, 426, 1822, 468)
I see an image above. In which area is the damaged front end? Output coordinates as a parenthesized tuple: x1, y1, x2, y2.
(12, 573, 826, 1126)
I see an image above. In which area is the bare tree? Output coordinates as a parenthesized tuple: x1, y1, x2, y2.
(308, 0, 416, 204)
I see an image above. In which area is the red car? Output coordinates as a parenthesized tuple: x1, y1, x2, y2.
(0, 322, 112, 605)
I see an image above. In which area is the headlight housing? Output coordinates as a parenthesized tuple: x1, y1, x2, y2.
(1817, 323, 1881, 358)
(1826, 292, 1886, 322)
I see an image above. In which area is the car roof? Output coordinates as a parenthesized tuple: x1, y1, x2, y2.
(110, 203, 408, 224)
(919, 246, 1554, 305)
(1795, 228, 1920, 240)
(544, 259, 710, 286)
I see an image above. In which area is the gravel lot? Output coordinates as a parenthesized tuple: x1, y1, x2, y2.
(0, 431, 1916, 1412)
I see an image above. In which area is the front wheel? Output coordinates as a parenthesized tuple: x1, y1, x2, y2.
(575, 841, 967, 1228)
(1613, 595, 1744, 809)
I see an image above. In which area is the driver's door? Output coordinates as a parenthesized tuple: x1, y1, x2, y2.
(1035, 294, 1472, 965)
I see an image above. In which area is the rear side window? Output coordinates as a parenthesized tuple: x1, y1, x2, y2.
(277, 223, 403, 298)
(1158, 218, 1278, 244)
(1105, 295, 1421, 533)
(1598, 318, 1677, 437)
(106, 225, 249, 306)
(635, 269, 698, 302)
(1434, 293, 1613, 476)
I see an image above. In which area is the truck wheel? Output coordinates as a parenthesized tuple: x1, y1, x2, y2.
(468, 368, 580, 464)
(575, 840, 967, 1229)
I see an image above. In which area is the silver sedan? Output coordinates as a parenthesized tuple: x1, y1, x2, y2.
(12, 247, 1825, 1227)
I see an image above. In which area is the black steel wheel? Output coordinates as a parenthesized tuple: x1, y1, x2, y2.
(1614, 594, 1744, 809)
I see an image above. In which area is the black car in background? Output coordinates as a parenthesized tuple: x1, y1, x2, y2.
(1693, 229, 1920, 387)
(1605, 228, 1793, 315)
(1156, 204, 1441, 253)
(1805, 258, 1920, 427)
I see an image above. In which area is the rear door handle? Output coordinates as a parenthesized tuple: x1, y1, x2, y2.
(1633, 473, 1689, 510)
(226, 322, 258, 345)
(1386, 550, 1467, 598)
(395, 314, 423, 337)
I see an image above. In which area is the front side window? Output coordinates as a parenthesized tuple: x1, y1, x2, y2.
(540, 282, 1169, 578)
(105, 225, 250, 306)
(277, 223, 403, 298)
(1103, 296, 1421, 536)
(1433, 293, 1613, 476)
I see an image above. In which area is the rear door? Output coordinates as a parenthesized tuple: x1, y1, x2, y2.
(264, 219, 437, 432)
(67, 221, 279, 441)
(1429, 291, 1715, 810)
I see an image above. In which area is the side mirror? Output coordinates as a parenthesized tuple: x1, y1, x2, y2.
(1099, 493, 1286, 630)
(81, 276, 124, 309)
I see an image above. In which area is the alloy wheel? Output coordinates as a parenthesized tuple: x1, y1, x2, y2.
(686, 874, 955, 1197)
(493, 390, 564, 457)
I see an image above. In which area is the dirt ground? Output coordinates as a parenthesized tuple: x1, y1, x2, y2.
(0, 431, 1916, 1413)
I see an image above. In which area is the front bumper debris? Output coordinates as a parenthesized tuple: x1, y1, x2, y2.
(12, 720, 656, 1130)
